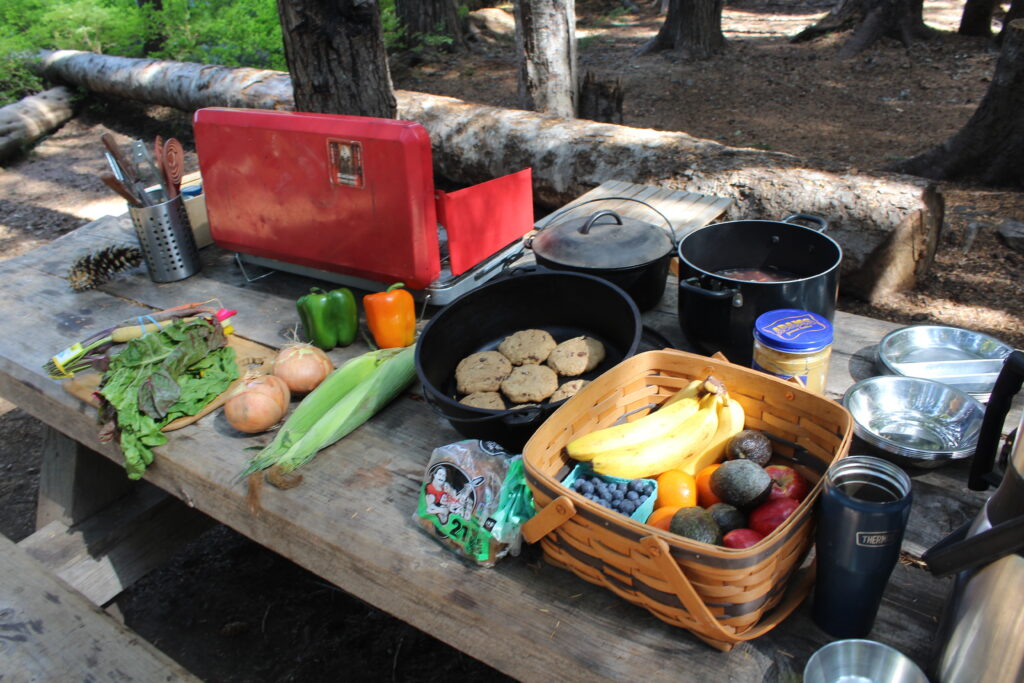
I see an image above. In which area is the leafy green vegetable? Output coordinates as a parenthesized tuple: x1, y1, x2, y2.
(98, 318, 238, 479)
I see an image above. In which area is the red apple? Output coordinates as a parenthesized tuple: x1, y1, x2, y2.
(749, 497, 801, 537)
(764, 465, 810, 502)
(722, 528, 765, 549)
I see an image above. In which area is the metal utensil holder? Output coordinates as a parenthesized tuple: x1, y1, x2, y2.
(129, 192, 201, 282)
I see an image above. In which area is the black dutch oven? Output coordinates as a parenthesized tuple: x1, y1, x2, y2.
(415, 270, 642, 452)
(529, 202, 676, 311)
(676, 214, 842, 366)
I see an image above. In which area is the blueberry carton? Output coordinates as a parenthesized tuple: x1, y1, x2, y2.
(563, 463, 658, 523)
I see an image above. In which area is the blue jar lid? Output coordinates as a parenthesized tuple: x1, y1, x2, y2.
(754, 309, 833, 352)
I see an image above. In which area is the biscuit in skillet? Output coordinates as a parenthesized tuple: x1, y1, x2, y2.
(498, 329, 556, 365)
(455, 351, 512, 394)
(459, 391, 506, 410)
(500, 364, 559, 403)
(546, 336, 606, 376)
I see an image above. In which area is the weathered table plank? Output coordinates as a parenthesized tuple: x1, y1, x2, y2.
(0, 211, 1004, 681)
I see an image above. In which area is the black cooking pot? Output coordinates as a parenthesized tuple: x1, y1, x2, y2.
(676, 214, 841, 366)
(415, 270, 642, 452)
(529, 203, 675, 311)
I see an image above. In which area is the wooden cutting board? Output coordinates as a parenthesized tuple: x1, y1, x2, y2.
(62, 335, 278, 431)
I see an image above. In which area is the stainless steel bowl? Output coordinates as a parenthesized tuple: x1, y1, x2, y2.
(804, 639, 928, 683)
(877, 325, 1012, 402)
(842, 375, 986, 468)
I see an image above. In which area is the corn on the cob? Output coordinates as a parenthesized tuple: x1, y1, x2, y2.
(239, 346, 412, 476)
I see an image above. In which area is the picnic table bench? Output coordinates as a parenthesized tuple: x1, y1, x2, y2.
(0, 187, 1000, 681)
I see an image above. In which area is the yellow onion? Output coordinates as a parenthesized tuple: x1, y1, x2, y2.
(272, 343, 334, 395)
(224, 388, 287, 434)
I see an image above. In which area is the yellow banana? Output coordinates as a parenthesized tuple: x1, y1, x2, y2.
(591, 392, 720, 479)
(676, 393, 746, 477)
(567, 395, 701, 461)
(662, 378, 704, 408)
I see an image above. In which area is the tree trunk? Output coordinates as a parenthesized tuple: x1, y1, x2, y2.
(888, 19, 1024, 188)
(792, 0, 935, 57)
(276, 0, 396, 117)
(0, 86, 77, 163)
(637, 0, 726, 59)
(395, 0, 467, 51)
(1001, 0, 1024, 42)
(959, 0, 999, 37)
(32, 49, 944, 302)
(514, 0, 577, 118)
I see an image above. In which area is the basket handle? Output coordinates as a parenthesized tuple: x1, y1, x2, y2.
(639, 535, 815, 645)
(521, 495, 576, 544)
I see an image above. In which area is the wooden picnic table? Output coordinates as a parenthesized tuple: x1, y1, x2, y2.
(0, 206, 999, 681)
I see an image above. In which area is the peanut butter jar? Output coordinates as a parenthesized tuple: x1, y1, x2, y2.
(751, 309, 833, 394)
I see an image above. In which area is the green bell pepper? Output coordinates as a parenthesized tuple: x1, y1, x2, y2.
(296, 287, 358, 350)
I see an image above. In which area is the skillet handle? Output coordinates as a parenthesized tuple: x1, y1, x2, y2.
(679, 277, 743, 308)
(782, 214, 829, 233)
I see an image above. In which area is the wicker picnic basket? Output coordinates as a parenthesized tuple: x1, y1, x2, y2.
(520, 349, 853, 650)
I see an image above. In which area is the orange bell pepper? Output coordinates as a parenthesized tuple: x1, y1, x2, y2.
(363, 282, 416, 348)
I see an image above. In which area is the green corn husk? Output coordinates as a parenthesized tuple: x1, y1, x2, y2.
(240, 345, 416, 477)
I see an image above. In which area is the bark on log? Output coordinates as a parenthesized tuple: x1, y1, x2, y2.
(0, 86, 77, 164)
(32, 50, 943, 303)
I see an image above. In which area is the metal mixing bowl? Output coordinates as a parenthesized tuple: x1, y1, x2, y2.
(842, 375, 986, 468)
(804, 639, 928, 683)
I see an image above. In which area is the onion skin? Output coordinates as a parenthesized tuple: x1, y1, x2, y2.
(224, 390, 287, 434)
(240, 374, 291, 412)
(272, 344, 334, 395)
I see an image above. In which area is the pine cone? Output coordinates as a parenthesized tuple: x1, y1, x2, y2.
(66, 245, 145, 292)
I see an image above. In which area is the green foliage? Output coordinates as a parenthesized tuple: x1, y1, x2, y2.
(150, 0, 286, 70)
(0, 53, 44, 105)
(379, 0, 407, 51)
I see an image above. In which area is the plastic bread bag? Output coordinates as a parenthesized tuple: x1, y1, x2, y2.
(414, 439, 535, 567)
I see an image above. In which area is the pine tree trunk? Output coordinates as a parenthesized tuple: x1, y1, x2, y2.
(637, 0, 726, 59)
(578, 70, 623, 124)
(792, 0, 935, 56)
(1000, 0, 1024, 42)
(514, 0, 577, 118)
(888, 19, 1024, 187)
(0, 86, 76, 163)
(395, 0, 467, 51)
(276, 0, 396, 117)
(959, 0, 999, 37)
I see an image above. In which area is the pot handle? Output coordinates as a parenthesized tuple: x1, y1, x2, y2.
(535, 195, 678, 244)
(923, 514, 1024, 577)
(678, 277, 744, 308)
(969, 350, 1024, 490)
(422, 388, 547, 426)
(579, 210, 622, 235)
(782, 214, 829, 233)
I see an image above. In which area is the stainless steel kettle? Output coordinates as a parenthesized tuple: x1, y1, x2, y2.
(923, 350, 1024, 683)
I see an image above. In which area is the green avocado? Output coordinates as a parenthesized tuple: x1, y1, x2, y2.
(727, 429, 773, 466)
(708, 503, 747, 535)
(709, 459, 772, 510)
(669, 507, 722, 545)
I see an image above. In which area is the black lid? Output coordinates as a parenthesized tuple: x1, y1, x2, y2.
(532, 210, 673, 269)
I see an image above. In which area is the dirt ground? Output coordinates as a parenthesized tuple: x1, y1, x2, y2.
(1, 0, 1022, 680)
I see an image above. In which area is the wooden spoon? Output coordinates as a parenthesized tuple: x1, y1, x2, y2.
(162, 138, 184, 199)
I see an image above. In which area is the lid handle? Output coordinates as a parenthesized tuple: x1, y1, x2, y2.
(970, 350, 1024, 491)
(579, 210, 623, 235)
(923, 515, 1024, 576)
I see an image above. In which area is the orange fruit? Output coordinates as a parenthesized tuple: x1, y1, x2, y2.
(646, 505, 681, 530)
(655, 469, 697, 509)
(696, 463, 723, 507)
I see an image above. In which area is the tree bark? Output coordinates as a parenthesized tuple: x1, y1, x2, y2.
(1001, 0, 1024, 42)
(32, 50, 944, 302)
(578, 70, 623, 124)
(792, 0, 935, 57)
(514, 0, 577, 118)
(888, 19, 1024, 188)
(276, 0, 396, 117)
(0, 86, 77, 163)
(637, 0, 726, 60)
(395, 0, 467, 51)
(959, 0, 999, 37)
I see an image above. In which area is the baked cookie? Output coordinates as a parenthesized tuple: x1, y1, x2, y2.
(550, 379, 589, 403)
(500, 364, 559, 403)
(459, 391, 506, 410)
(498, 329, 556, 366)
(546, 336, 606, 376)
(455, 351, 512, 394)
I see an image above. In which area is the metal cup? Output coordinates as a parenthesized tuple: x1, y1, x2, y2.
(812, 455, 913, 638)
(128, 192, 201, 283)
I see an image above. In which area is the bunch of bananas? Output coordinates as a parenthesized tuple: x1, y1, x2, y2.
(566, 376, 745, 479)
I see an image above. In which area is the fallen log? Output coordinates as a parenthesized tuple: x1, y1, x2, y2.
(32, 49, 943, 302)
(0, 86, 77, 164)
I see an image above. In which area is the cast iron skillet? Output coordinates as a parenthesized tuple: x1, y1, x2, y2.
(415, 268, 642, 452)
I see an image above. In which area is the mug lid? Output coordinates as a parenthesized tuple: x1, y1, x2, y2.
(754, 309, 833, 352)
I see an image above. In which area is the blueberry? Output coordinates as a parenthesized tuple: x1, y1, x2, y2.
(626, 490, 639, 501)
(628, 479, 644, 492)
(620, 500, 636, 515)
(579, 480, 595, 495)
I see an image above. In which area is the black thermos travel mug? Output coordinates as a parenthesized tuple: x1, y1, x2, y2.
(812, 455, 913, 638)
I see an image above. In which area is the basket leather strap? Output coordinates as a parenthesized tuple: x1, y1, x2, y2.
(640, 535, 815, 643)
(521, 495, 576, 544)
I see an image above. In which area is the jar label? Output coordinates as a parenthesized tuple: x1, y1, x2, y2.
(765, 313, 828, 341)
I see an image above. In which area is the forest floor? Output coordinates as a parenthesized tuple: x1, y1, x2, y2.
(1, 0, 1022, 680)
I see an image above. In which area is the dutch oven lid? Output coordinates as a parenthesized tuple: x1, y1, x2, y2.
(532, 209, 673, 269)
